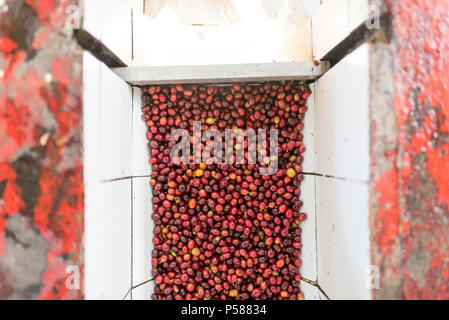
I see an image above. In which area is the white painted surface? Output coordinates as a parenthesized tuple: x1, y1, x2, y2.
(114, 62, 329, 85)
(133, 0, 314, 66)
(100, 65, 133, 181)
(301, 281, 320, 300)
(132, 177, 154, 300)
(315, 177, 370, 300)
(318, 290, 329, 300)
(83, 0, 372, 301)
(312, 40, 370, 299)
(83, 51, 101, 186)
(129, 0, 144, 12)
(101, 179, 132, 299)
(101, 0, 133, 64)
(348, 0, 370, 31)
(132, 282, 153, 300)
(131, 88, 153, 300)
(302, 84, 316, 173)
(132, 88, 152, 176)
(83, 51, 103, 300)
(83, 0, 134, 65)
(300, 175, 317, 281)
(84, 2, 135, 298)
(84, 52, 134, 299)
(312, 0, 369, 59)
(84, 0, 316, 66)
(83, 0, 101, 39)
(84, 63, 138, 299)
(314, 45, 369, 182)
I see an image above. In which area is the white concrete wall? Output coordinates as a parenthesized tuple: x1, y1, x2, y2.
(311, 0, 371, 300)
(313, 0, 370, 59)
(83, 0, 320, 66)
(83, 61, 153, 300)
(83, 0, 321, 300)
(83, 0, 153, 300)
(134, 0, 319, 66)
(83, 0, 371, 300)
(299, 84, 320, 299)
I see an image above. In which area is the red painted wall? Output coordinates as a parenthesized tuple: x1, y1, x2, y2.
(0, 0, 83, 299)
(370, 0, 449, 299)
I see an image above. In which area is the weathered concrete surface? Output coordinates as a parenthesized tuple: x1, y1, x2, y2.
(0, 214, 49, 299)
(370, 0, 449, 299)
(0, 0, 83, 299)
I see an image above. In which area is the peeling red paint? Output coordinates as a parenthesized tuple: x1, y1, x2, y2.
(0, 0, 83, 299)
(4, 100, 32, 146)
(32, 28, 52, 51)
(0, 37, 18, 53)
(0, 51, 27, 85)
(0, 164, 25, 254)
(24, 0, 57, 25)
(371, 0, 449, 299)
(34, 166, 83, 256)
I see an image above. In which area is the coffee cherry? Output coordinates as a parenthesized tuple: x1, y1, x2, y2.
(229, 289, 238, 298)
(143, 82, 310, 300)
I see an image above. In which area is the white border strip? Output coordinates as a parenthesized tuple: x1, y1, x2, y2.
(112, 61, 330, 85)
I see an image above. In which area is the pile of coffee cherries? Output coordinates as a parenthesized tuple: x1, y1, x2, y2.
(141, 82, 310, 300)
